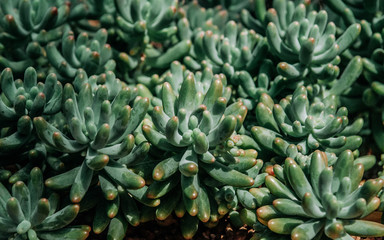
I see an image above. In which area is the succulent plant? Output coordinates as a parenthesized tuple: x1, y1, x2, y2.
(0, 41, 47, 77)
(30, 77, 154, 238)
(358, 41, 384, 152)
(215, 159, 265, 229)
(0, 67, 62, 157)
(324, 0, 384, 28)
(143, 62, 246, 165)
(0, 167, 90, 240)
(75, 178, 159, 240)
(1, 1, 384, 240)
(251, 84, 364, 167)
(323, 0, 384, 65)
(317, 0, 384, 154)
(182, 20, 268, 81)
(178, 0, 229, 36)
(210, 133, 268, 229)
(0, 0, 68, 43)
(265, 0, 360, 81)
(0, 67, 62, 119)
(71, 70, 124, 98)
(34, 79, 149, 203)
(0, 0, 91, 75)
(0, 169, 11, 182)
(46, 28, 115, 81)
(239, 21, 362, 110)
(232, 69, 290, 111)
(115, 0, 178, 44)
(257, 150, 384, 239)
(141, 64, 260, 238)
(240, 0, 267, 35)
(68, 0, 116, 35)
(113, 0, 192, 73)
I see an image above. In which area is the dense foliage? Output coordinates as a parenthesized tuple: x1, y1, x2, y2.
(1, 0, 384, 239)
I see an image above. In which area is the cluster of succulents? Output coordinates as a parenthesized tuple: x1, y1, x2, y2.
(2, 0, 384, 239)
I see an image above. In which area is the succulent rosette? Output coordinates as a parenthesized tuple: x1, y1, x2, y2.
(182, 20, 268, 81)
(142, 63, 260, 238)
(257, 150, 384, 239)
(251, 85, 363, 167)
(0, 1, 384, 240)
(46, 28, 115, 80)
(0, 0, 88, 76)
(33, 74, 149, 199)
(0, 167, 90, 240)
(0, 0, 75, 43)
(0, 67, 61, 159)
(265, 0, 360, 81)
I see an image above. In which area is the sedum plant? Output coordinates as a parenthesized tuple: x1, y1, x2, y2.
(357, 38, 384, 153)
(46, 28, 115, 80)
(34, 77, 149, 203)
(0, 0, 70, 43)
(321, 0, 384, 156)
(143, 63, 250, 184)
(32, 75, 152, 238)
(265, 0, 360, 81)
(178, 0, 230, 37)
(251, 84, 364, 166)
(208, 134, 266, 230)
(257, 150, 384, 239)
(142, 63, 259, 238)
(182, 20, 268, 80)
(0, 67, 62, 119)
(115, 0, 178, 45)
(114, 0, 193, 75)
(68, 0, 116, 35)
(0, 67, 62, 157)
(0, 0, 88, 76)
(324, 0, 384, 31)
(1, 0, 384, 239)
(0, 167, 90, 240)
(240, 0, 267, 34)
(0, 41, 46, 77)
(323, 0, 384, 65)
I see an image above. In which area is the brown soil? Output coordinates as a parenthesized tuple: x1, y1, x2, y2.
(125, 222, 254, 240)
(86, 215, 255, 240)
